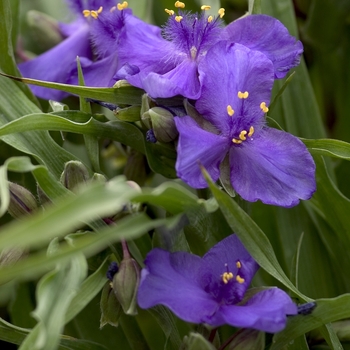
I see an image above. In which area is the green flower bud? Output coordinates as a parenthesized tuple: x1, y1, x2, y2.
(100, 281, 122, 328)
(112, 255, 140, 316)
(0, 247, 26, 266)
(182, 333, 216, 350)
(143, 107, 178, 143)
(60, 161, 90, 192)
(8, 182, 37, 219)
(92, 173, 107, 183)
(226, 329, 264, 350)
(27, 10, 63, 50)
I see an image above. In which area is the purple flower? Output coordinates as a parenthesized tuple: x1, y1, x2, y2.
(174, 41, 316, 207)
(114, 8, 302, 99)
(137, 234, 297, 333)
(18, 0, 118, 100)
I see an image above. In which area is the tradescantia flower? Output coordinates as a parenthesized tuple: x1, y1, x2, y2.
(137, 234, 297, 333)
(174, 41, 316, 207)
(18, 0, 121, 100)
(113, 3, 303, 99)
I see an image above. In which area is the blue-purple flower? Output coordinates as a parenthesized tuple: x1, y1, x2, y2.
(138, 234, 297, 333)
(18, 0, 121, 100)
(174, 41, 316, 207)
(114, 7, 303, 99)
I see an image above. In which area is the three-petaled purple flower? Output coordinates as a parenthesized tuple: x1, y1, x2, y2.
(138, 234, 297, 333)
(174, 42, 316, 207)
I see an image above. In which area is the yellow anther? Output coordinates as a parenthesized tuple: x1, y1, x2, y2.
(248, 126, 254, 137)
(239, 130, 247, 141)
(232, 138, 242, 144)
(236, 261, 241, 268)
(236, 275, 245, 284)
(165, 8, 175, 15)
(83, 6, 103, 19)
(201, 5, 211, 10)
(260, 101, 269, 113)
(227, 105, 234, 116)
(218, 8, 225, 18)
(207, 15, 213, 23)
(222, 272, 234, 284)
(175, 15, 183, 22)
(117, 1, 128, 10)
(175, 1, 185, 8)
(238, 91, 249, 99)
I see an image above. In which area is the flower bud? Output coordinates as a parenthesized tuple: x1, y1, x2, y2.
(27, 10, 63, 50)
(92, 173, 107, 183)
(0, 247, 27, 266)
(7, 182, 37, 219)
(112, 256, 141, 315)
(226, 328, 264, 350)
(100, 281, 122, 328)
(182, 333, 216, 350)
(60, 161, 90, 192)
(142, 107, 178, 143)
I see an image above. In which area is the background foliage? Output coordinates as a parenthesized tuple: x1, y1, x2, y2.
(1, 0, 350, 349)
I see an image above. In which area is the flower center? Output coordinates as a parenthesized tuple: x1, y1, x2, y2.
(82, 6, 103, 19)
(221, 262, 245, 285)
(162, 3, 224, 61)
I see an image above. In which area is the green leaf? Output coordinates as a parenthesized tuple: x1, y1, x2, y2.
(0, 73, 144, 105)
(303, 138, 350, 161)
(271, 294, 350, 349)
(248, 0, 262, 14)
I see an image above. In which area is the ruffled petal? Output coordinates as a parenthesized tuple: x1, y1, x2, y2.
(229, 127, 316, 207)
(217, 288, 297, 332)
(174, 116, 229, 189)
(222, 15, 303, 79)
(129, 60, 201, 99)
(137, 249, 218, 324)
(196, 42, 274, 135)
(18, 25, 91, 100)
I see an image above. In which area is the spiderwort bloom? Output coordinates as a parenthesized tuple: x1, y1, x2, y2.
(174, 42, 316, 207)
(18, 0, 117, 100)
(138, 235, 297, 332)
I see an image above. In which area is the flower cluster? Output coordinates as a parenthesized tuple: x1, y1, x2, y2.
(19, 1, 316, 208)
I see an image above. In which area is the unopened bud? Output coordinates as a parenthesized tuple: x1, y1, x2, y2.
(92, 173, 107, 183)
(27, 10, 63, 50)
(60, 161, 90, 192)
(0, 247, 27, 266)
(112, 256, 141, 315)
(123, 150, 148, 185)
(8, 182, 37, 219)
(100, 281, 122, 328)
(226, 328, 264, 350)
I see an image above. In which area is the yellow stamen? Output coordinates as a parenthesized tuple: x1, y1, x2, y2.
(238, 91, 249, 99)
(248, 126, 254, 137)
(232, 138, 242, 144)
(83, 6, 103, 19)
(222, 272, 234, 284)
(236, 261, 241, 268)
(260, 101, 269, 113)
(117, 1, 128, 10)
(175, 1, 185, 8)
(239, 130, 247, 141)
(175, 15, 183, 22)
(218, 8, 225, 18)
(236, 275, 245, 284)
(207, 15, 213, 23)
(201, 5, 211, 10)
(227, 105, 234, 116)
(165, 8, 175, 15)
